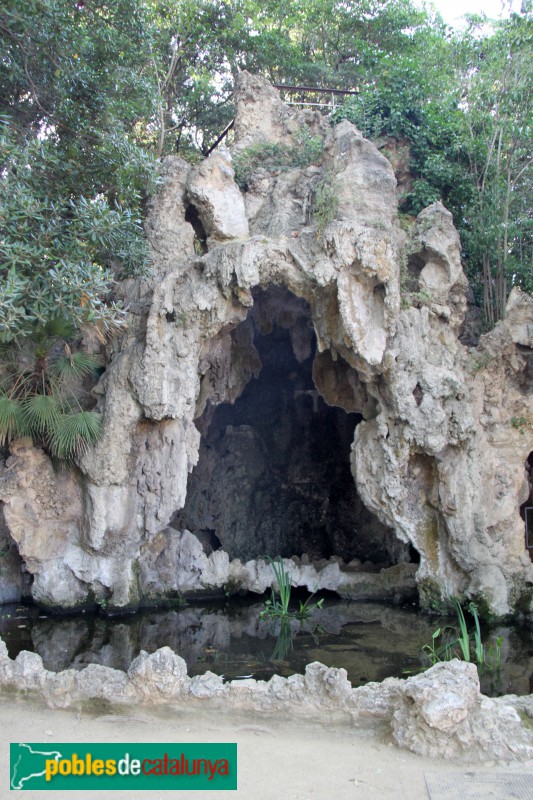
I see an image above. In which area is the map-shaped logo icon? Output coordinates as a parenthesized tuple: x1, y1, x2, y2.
(10, 743, 63, 790)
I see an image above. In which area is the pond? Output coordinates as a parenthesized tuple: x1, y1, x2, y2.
(1, 595, 532, 698)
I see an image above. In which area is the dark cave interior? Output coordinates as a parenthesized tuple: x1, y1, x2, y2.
(173, 287, 411, 566)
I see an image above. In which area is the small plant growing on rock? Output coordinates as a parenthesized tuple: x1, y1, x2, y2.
(469, 351, 494, 373)
(312, 172, 339, 238)
(292, 128, 324, 167)
(233, 129, 324, 189)
(511, 415, 528, 433)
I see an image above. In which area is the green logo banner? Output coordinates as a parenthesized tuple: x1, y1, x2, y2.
(10, 742, 237, 791)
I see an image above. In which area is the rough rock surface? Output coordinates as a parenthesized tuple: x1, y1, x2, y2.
(1, 638, 531, 762)
(0, 502, 31, 604)
(187, 149, 249, 246)
(0, 71, 532, 616)
(138, 530, 417, 603)
(392, 660, 533, 761)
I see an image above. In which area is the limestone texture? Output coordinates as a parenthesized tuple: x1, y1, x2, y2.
(0, 638, 531, 762)
(0, 71, 532, 617)
(392, 660, 533, 761)
(0, 502, 31, 604)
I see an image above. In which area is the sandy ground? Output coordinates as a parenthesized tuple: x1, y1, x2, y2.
(1, 695, 531, 800)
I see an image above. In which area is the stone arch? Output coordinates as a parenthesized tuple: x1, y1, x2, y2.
(173, 284, 408, 568)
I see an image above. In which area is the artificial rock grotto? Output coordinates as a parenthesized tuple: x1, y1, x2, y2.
(0, 71, 533, 623)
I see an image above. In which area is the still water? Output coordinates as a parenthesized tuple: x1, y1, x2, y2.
(1, 596, 531, 697)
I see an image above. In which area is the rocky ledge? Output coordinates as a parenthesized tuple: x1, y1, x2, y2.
(1, 636, 532, 763)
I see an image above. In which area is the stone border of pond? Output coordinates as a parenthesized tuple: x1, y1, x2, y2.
(1, 635, 532, 763)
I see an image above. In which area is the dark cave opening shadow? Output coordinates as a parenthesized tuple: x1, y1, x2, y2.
(520, 451, 533, 561)
(174, 314, 401, 565)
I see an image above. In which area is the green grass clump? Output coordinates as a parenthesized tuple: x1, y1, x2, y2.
(259, 557, 324, 621)
(233, 129, 324, 189)
(422, 599, 502, 673)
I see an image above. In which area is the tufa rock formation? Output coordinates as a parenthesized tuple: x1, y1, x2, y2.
(1, 638, 532, 762)
(0, 72, 532, 618)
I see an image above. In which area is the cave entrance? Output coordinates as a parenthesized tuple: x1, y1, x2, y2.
(520, 451, 533, 561)
(173, 287, 407, 567)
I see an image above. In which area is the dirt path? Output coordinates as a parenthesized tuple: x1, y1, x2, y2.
(1, 696, 531, 800)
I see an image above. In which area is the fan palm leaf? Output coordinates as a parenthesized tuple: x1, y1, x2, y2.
(0, 394, 24, 442)
(21, 394, 60, 437)
(50, 350, 103, 380)
(49, 410, 103, 460)
(34, 316, 75, 342)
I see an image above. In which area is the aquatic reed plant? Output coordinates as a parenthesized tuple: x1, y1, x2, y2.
(422, 625, 453, 665)
(295, 592, 324, 620)
(421, 599, 501, 673)
(259, 557, 324, 621)
(469, 601, 485, 665)
(260, 557, 292, 619)
(455, 601, 471, 662)
(270, 618, 293, 662)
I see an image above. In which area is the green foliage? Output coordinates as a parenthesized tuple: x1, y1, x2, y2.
(330, 65, 473, 218)
(240, 0, 430, 89)
(511, 416, 528, 433)
(50, 351, 105, 381)
(259, 557, 324, 621)
(0, 0, 158, 345)
(0, 0, 161, 454)
(49, 410, 103, 461)
(261, 557, 292, 618)
(454, 600, 472, 662)
(330, 6, 532, 325)
(0, 323, 104, 461)
(422, 600, 502, 672)
(233, 129, 323, 188)
(312, 172, 339, 238)
(0, 159, 151, 342)
(293, 129, 325, 167)
(0, 395, 21, 442)
(233, 143, 293, 188)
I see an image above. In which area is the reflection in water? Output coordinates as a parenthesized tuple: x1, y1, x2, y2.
(270, 618, 294, 663)
(0, 598, 532, 697)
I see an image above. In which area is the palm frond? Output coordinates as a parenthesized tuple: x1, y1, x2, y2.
(21, 393, 60, 436)
(1, 324, 105, 460)
(34, 316, 75, 341)
(50, 350, 103, 380)
(49, 410, 103, 460)
(0, 394, 24, 442)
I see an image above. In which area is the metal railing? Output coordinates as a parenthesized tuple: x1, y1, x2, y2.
(203, 83, 359, 156)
